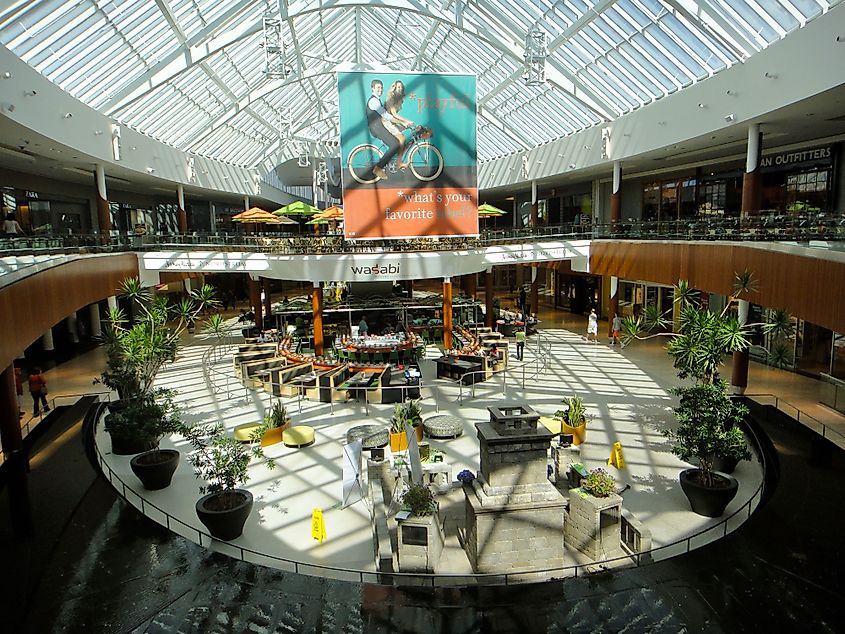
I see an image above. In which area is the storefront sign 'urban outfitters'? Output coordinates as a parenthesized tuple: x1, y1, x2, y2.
(760, 146, 833, 169)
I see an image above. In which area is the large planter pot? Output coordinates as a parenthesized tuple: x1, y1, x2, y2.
(109, 430, 158, 456)
(260, 423, 290, 448)
(390, 431, 408, 453)
(679, 468, 738, 517)
(712, 454, 740, 474)
(561, 419, 587, 446)
(130, 449, 180, 490)
(196, 489, 254, 541)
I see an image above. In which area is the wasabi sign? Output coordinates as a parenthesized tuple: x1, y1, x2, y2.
(337, 71, 478, 240)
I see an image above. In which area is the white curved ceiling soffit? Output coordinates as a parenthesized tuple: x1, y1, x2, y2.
(0, 0, 838, 173)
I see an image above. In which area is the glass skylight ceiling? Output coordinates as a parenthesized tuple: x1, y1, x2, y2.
(0, 0, 838, 169)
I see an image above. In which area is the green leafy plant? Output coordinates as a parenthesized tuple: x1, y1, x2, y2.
(250, 401, 291, 442)
(557, 395, 587, 426)
(402, 482, 436, 516)
(404, 399, 423, 427)
(103, 387, 183, 449)
(184, 422, 275, 509)
(391, 403, 407, 433)
(581, 468, 615, 497)
(667, 380, 751, 487)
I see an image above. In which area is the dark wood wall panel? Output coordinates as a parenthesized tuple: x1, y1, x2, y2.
(590, 241, 845, 333)
(0, 255, 138, 370)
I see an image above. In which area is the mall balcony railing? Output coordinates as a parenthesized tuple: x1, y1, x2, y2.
(2, 211, 845, 260)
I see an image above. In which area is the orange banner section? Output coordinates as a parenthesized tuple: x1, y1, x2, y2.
(344, 186, 478, 239)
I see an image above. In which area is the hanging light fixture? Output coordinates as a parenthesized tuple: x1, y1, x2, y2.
(523, 25, 547, 86)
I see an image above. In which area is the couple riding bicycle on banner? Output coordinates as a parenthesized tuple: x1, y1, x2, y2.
(354, 78, 441, 184)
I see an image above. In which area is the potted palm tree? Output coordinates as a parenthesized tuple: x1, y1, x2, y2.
(556, 395, 588, 446)
(622, 271, 765, 517)
(97, 277, 218, 456)
(390, 403, 409, 452)
(184, 422, 275, 541)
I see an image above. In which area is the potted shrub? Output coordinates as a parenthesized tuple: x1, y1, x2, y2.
(580, 467, 615, 497)
(184, 422, 275, 541)
(402, 482, 436, 516)
(556, 395, 588, 446)
(126, 388, 184, 490)
(97, 277, 218, 455)
(390, 403, 409, 452)
(622, 272, 764, 517)
(405, 399, 424, 442)
(250, 401, 291, 447)
(669, 381, 751, 516)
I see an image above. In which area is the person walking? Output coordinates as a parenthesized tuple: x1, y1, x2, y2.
(28, 367, 50, 416)
(515, 327, 526, 360)
(586, 309, 599, 343)
(611, 313, 622, 346)
(3, 212, 24, 235)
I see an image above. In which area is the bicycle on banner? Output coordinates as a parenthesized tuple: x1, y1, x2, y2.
(347, 125, 444, 185)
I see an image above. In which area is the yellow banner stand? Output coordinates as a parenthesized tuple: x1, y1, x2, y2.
(607, 441, 625, 469)
(311, 507, 326, 543)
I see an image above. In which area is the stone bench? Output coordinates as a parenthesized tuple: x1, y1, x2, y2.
(346, 424, 389, 449)
(423, 414, 463, 439)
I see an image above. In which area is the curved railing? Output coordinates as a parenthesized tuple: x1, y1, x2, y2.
(92, 397, 768, 586)
(99, 356, 845, 587)
(3, 212, 844, 259)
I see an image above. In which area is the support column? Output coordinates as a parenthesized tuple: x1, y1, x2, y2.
(67, 311, 79, 344)
(94, 163, 111, 245)
(89, 303, 102, 338)
(530, 267, 538, 316)
(248, 276, 263, 331)
(403, 280, 414, 299)
(177, 184, 188, 234)
(1, 365, 33, 536)
(443, 278, 453, 351)
(611, 161, 622, 233)
(732, 300, 750, 394)
(263, 278, 273, 328)
(741, 124, 762, 218)
(41, 328, 54, 352)
(530, 180, 538, 227)
(313, 282, 324, 357)
(467, 272, 477, 301)
(608, 276, 619, 337)
(243, 195, 250, 211)
(485, 268, 494, 328)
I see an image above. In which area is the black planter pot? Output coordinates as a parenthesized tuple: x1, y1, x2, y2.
(196, 489, 254, 541)
(130, 449, 180, 490)
(109, 431, 158, 456)
(679, 468, 739, 517)
(712, 454, 740, 474)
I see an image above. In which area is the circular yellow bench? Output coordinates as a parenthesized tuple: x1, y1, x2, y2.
(539, 416, 562, 435)
(283, 425, 315, 448)
(233, 422, 262, 442)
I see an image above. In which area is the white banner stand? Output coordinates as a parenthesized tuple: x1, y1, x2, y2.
(342, 439, 364, 508)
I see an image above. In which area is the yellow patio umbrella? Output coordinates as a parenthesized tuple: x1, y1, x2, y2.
(232, 207, 281, 223)
(315, 205, 344, 220)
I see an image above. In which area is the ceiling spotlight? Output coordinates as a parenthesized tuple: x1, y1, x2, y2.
(94, 130, 103, 135)
(62, 112, 73, 119)
(698, 103, 707, 108)
(725, 89, 736, 96)
(1, 72, 11, 79)
(657, 121, 667, 126)
(583, 144, 590, 149)
(568, 163, 576, 169)
(836, 36, 843, 42)
(146, 167, 155, 174)
(764, 72, 778, 79)
(4, 103, 15, 113)
(24, 90, 36, 96)
(724, 114, 735, 122)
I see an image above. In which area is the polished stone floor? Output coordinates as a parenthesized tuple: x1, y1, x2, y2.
(3, 301, 845, 632)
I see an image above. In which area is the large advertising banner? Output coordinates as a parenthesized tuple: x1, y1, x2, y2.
(337, 71, 478, 240)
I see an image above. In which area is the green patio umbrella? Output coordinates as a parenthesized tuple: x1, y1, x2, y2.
(478, 203, 507, 217)
(273, 200, 321, 217)
(305, 217, 331, 225)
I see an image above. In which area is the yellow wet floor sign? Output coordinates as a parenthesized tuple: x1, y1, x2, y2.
(607, 441, 625, 469)
(312, 507, 326, 543)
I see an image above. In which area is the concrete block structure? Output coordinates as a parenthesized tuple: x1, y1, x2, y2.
(464, 404, 566, 573)
(565, 489, 624, 560)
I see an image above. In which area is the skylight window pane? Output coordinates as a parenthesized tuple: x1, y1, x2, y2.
(789, 0, 823, 20)
(750, 0, 799, 32)
(727, 0, 780, 43)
